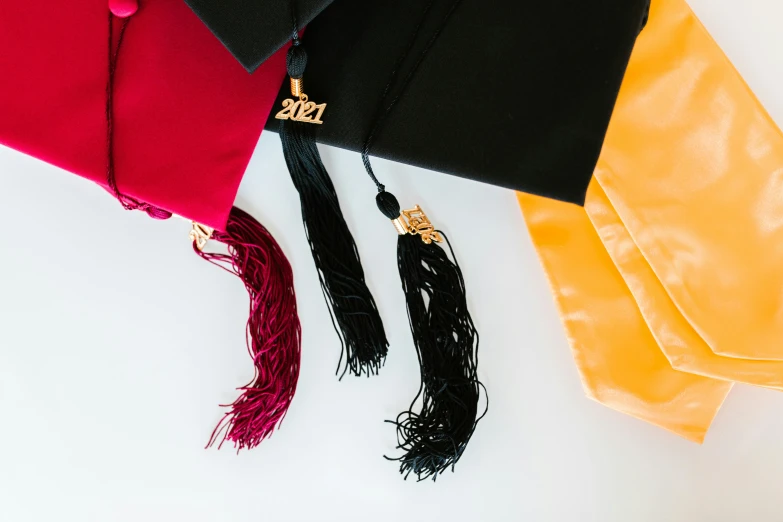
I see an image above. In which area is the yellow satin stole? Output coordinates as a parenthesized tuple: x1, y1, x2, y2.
(519, 0, 783, 439)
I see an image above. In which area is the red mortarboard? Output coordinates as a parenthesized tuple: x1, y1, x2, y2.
(0, 0, 285, 230)
(0, 0, 301, 450)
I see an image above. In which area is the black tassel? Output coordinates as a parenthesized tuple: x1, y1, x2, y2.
(279, 43, 388, 378)
(377, 190, 487, 481)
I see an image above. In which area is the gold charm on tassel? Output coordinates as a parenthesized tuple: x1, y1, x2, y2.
(392, 205, 443, 244)
(189, 222, 214, 251)
(275, 76, 327, 125)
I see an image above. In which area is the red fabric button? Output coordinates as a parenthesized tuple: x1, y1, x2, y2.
(109, 0, 138, 18)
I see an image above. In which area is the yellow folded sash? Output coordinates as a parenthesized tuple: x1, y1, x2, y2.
(519, 191, 731, 442)
(597, 0, 783, 361)
(587, 181, 783, 390)
(518, 0, 783, 439)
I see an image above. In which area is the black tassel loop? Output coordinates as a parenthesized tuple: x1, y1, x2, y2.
(377, 191, 487, 481)
(279, 43, 388, 378)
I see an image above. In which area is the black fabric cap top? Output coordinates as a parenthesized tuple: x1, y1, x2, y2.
(185, 0, 334, 72)
(187, 0, 651, 205)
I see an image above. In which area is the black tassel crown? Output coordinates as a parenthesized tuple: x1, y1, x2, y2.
(279, 40, 389, 378)
(377, 191, 487, 481)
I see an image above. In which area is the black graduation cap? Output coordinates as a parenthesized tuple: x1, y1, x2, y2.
(186, 0, 650, 205)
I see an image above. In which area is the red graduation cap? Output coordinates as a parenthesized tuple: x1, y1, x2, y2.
(0, 0, 301, 449)
(0, 0, 283, 230)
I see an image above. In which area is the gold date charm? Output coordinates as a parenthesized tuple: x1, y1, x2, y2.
(275, 93, 326, 125)
(189, 222, 214, 251)
(392, 205, 443, 244)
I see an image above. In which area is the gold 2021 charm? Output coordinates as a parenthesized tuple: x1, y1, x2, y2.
(275, 94, 326, 125)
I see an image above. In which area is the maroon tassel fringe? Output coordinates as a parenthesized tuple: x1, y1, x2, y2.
(106, 12, 299, 449)
(195, 207, 302, 450)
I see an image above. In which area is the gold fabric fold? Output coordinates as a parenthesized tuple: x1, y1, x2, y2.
(518, 192, 731, 443)
(517, 0, 783, 438)
(587, 181, 783, 390)
(596, 0, 783, 361)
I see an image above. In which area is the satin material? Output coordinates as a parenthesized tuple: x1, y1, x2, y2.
(0, 0, 287, 230)
(595, 0, 783, 361)
(587, 181, 783, 389)
(518, 192, 731, 443)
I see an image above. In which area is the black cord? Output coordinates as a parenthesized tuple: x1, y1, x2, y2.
(285, 0, 465, 192)
(285, 2, 307, 78)
(361, 0, 466, 192)
(289, 0, 300, 45)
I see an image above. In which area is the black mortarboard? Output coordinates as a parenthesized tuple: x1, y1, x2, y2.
(187, 0, 650, 205)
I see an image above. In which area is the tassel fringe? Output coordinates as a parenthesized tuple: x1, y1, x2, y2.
(281, 118, 389, 378)
(195, 207, 302, 450)
(386, 232, 487, 481)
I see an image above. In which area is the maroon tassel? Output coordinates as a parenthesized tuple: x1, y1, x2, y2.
(105, 12, 299, 449)
(195, 207, 301, 450)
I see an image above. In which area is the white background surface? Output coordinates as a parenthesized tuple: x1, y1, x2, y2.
(2, 1, 783, 520)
